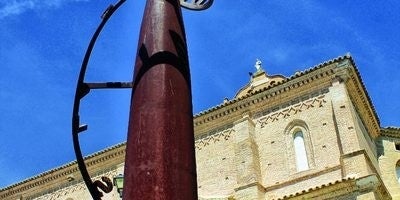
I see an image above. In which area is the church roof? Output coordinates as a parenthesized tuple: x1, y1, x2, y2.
(194, 54, 380, 129)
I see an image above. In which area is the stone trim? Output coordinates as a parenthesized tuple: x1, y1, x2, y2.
(195, 123, 234, 140)
(264, 165, 342, 192)
(273, 177, 356, 200)
(193, 67, 334, 127)
(195, 129, 235, 150)
(341, 149, 380, 176)
(252, 88, 329, 120)
(234, 182, 266, 193)
(257, 95, 326, 128)
(341, 149, 381, 178)
(341, 149, 392, 199)
(275, 174, 391, 200)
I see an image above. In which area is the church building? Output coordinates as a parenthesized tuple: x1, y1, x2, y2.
(1, 54, 400, 199)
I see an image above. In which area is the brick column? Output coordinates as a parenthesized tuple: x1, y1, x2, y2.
(233, 113, 265, 199)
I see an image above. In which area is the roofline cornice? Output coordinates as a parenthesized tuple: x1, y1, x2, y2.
(380, 127, 400, 138)
(194, 55, 350, 119)
(193, 54, 381, 139)
(0, 142, 126, 199)
(340, 57, 381, 137)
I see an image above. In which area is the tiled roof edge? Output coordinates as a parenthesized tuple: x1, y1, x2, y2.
(347, 54, 381, 127)
(194, 54, 356, 118)
(0, 142, 127, 192)
(274, 177, 355, 200)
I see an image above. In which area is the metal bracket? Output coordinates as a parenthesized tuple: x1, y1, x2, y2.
(71, 1, 128, 200)
(180, 0, 214, 10)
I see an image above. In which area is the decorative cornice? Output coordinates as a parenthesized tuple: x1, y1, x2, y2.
(380, 127, 400, 138)
(194, 54, 379, 137)
(344, 62, 381, 138)
(193, 63, 336, 135)
(32, 180, 87, 200)
(193, 57, 336, 119)
(195, 129, 234, 150)
(0, 142, 126, 199)
(257, 95, 327, 128)
(344, 56, 380, 127)
(193, 56, 334, 124)
(32, 170, 118, 200)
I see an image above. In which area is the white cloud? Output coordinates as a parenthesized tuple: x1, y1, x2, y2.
(0, 0, 88, 19)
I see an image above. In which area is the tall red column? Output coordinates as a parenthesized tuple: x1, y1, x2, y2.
(123, 0, 198, 199)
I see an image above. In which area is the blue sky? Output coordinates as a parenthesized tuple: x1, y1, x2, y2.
(0, 0, 399, 188)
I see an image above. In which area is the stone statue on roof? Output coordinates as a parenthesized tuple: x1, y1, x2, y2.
(255, 59, 262, 72)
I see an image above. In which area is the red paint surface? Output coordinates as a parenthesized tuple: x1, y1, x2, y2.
(123, 0, 198, 199)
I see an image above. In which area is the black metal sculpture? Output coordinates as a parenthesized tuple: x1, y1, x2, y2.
(71, 1, 130, 199)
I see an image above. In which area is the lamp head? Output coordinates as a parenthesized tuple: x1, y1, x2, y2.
(113, 174, 124, 197)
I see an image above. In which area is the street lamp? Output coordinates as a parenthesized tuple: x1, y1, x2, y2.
(72, 0, 213, 199)
(123, 0, 213, 199)
(113, 174, 124, 198)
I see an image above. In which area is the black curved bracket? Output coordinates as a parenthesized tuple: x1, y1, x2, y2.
(71, 1, 130, 200)
(180, 0, 214, 10)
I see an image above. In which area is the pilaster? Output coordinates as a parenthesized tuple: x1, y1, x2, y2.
(233, 113, 264, 199)
(330, 76, 359, 155)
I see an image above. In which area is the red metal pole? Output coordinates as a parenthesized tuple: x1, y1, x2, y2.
(123, 0, 198, 199)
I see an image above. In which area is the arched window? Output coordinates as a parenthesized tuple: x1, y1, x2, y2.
(293, 131, 309, 171)
(396, 167, 400, 184)
(284, 120, 314, 174)
(396, 161, 400, 184)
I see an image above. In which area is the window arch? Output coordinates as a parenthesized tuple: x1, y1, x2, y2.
(285, 119, 314, 173)
(396, 160, 400, 184)
(293, 131, 309, 171)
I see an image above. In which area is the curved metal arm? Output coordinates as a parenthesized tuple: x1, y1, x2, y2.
(72, 1, 127, 199)
(180, 0, 214, 10)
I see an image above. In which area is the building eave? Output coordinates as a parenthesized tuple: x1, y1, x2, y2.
(341, 55, 381, 137)
(380, 127, 400, 138)
(273, 177, 356, 200)
(0, 142, 126, 199)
